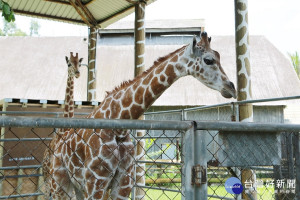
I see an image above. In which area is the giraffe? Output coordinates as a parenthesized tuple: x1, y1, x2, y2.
(43, 52, 83, 199)
(46, 32, 236, 200)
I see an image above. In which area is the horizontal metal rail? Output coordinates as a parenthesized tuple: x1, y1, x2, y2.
(0, 138, 52, 142)
(0, 111, 89, 116)
(0, 174, 42, 179)
(196, 121, 300, 132)
(135, 136, 181, 139)
(207, 194, 234, 200)
(136, 185, 181, 193)
(0, 116, 192, 130)
(136, 160, 182, 166)
(145, 95, 300, 115)
(0, 193, 44, 199)
(0, 165, 41, 170)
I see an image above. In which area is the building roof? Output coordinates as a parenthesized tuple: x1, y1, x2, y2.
(102, 19, 205, 33)
(6, 0, 156, 28)
(0, 35, 299, 106)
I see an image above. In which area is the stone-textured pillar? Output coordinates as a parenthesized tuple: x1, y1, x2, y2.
(87, 26, 97, 102)
(134, 1, 146, 200)
(234, 0, 256, 199)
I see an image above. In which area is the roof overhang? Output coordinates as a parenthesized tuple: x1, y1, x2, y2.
(6, 0, 156, 28)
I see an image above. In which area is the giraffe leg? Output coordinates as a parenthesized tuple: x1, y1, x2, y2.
(49, 156, 76, 200)
(110, 136, 135, 200)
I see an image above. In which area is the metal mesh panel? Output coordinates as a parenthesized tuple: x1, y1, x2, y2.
(205, 130, 299, 200)
(0, 127, 185, 199)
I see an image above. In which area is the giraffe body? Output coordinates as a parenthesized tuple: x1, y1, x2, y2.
(47, 33, 236, 199)
(43, 52, 83, 199)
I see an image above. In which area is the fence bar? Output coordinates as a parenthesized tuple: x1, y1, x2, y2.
(0, 165, 41, 170)
(294, 132, 300, 198)
(195, 130, 208, 200)
(0, 193, 43, 199)
(0, 138, 52, 142)
(135, 136, 181, 139)
(136, 185, 181, 193)
(0, 116, 191, 130)
(182, 123, 195, 200)
(208, 194, 234, 200)
(0, 111, 89, 116)
(136, 160, 182, 166)
(196, 121, 300, 132)
(0, 174, 42, 179)
(144, 95, 300, 116)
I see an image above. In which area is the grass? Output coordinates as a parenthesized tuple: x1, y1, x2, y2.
(141, 185, 276, 200)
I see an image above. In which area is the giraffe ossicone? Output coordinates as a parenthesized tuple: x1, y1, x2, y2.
(45, 32, 236, 200)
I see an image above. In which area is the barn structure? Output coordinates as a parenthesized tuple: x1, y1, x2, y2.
(0, 21, 300, 199)
(1, 0, 300, 200)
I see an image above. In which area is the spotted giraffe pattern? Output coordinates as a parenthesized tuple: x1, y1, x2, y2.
(43, 52, 83, 199)
(47, 32, 236, 199)
(134, 1, 147, 199)
(88, 27, 97, 102)
(235, 1, 256, 199)
(235, 0, 253, 122)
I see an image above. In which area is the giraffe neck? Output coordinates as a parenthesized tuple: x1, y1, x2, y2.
(91, 44, 193, 120)
(63, 75, 74, 118)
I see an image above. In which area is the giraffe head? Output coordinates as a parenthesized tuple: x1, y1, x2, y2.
(65, 52, 83, 78)
(186, 32, 236, 99)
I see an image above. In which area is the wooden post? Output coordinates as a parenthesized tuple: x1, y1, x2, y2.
(87, 26, 98, 102)
(234, 0, 256, 199)
(134, 1, 146, 200)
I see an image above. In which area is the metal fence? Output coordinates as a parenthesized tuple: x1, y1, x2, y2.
(0, 96, 300, 200)
(0, 116, 191, 200)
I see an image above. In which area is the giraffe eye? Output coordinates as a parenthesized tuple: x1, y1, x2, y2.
(204, 58, 214, 65)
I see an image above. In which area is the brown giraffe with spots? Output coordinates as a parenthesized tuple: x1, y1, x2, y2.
(47, 32, 236, 199)
(43, 52, 83, 199)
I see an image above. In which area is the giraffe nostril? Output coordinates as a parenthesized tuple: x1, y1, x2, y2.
(229, 81, 235, 90)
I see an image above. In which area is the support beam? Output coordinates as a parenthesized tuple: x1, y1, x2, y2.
(87, 27, 98, 102)
(234, 0, 256, 199)
(69, 0, 98, 27)
(134, 1, 146, 76)
(134, 1, 146, 199)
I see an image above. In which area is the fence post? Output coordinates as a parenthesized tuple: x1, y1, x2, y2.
(182, 122, 208, 200)
(194, 129, 208, 200)
(182, 122, 195, 200)
(294, 132, 300, 199)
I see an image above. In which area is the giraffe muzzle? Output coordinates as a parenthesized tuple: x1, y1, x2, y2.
(75, 71, 80, 78)
(221, 81, 237, 99)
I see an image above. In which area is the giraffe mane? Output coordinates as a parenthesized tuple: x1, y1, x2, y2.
(105, 44, 188, 97)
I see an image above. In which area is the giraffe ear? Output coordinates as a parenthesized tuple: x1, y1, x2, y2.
(79, 58, 83, 63)
(65, 56, 69, 63)
(191, 35, 197, 54)
(208, 37, 211, 43)
(193, 35, 197, 48)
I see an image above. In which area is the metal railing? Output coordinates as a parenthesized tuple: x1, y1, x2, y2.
(0, 95, 300, 199)
(0, 116, 191, 199)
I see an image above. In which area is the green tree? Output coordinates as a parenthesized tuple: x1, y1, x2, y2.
(1, 19, 27, 36)
(288, 51, 300, 78)
(0, 0, 15, 22)
(29, 19, 40, 36)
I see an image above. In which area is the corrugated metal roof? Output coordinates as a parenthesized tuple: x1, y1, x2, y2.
(0, 36, 299, 105)
(6, 0, 156, 28)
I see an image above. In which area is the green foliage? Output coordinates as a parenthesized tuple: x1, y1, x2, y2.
(144, 139, 172, 160)
(30, 19, 40, 36)
(1, 19, 27, 36)
(0, 0, 15, 22)
(288, 51, 300, 78)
